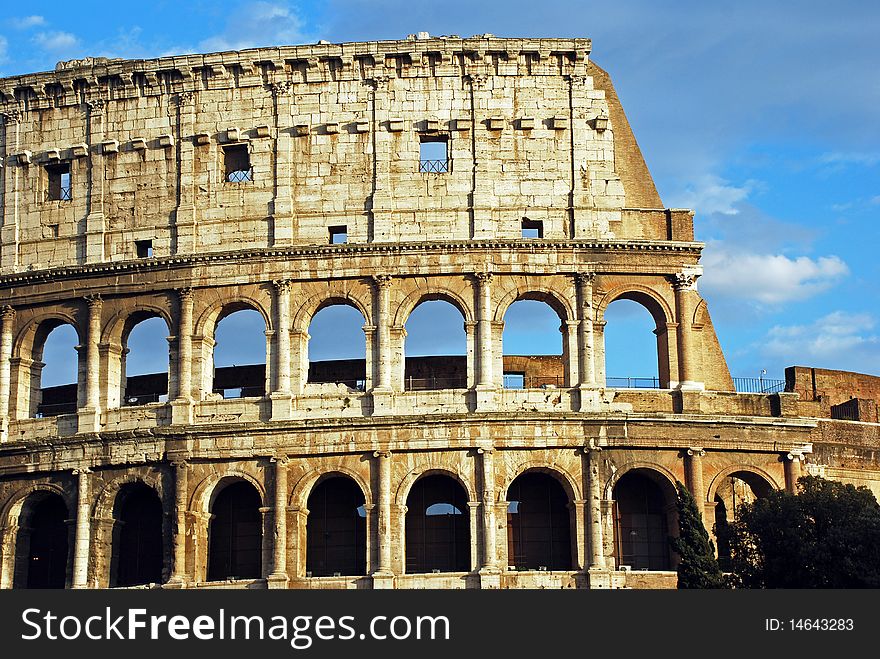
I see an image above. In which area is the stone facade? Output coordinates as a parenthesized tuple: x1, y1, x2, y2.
(0, 35, 876, 589)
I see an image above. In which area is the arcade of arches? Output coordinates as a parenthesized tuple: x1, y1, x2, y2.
(0, 457, 784, 588)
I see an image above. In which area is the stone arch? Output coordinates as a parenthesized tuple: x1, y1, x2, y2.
(706, 465, 780, 504)
(14, 311, 83, 358)
(92, 472, 166, 520)
(304, 473, 369, 577)
(190, 469, 267, 513)
(1, 483, 73, 589)
(394, 466, 477, 507)
(596, 284, 674, 328)
(403, 471, 472, 574)
(504, 462, 581, 503)
(205, 476, 264, 582)
(290, 466, 373, 510)
(102, 304, 172, 346)
(604, 462, 679, 501)
(194, 296, 272, 338)
(292, 289, 372, 334)
(494, 287, 573, 323)
(393, 287, 474, 327)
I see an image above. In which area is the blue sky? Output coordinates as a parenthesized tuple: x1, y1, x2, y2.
(16, 1, 879, 386)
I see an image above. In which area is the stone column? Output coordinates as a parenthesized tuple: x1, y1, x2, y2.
(268, 456, 289, 587)
(586, 448, 606, 569)
(1, 109, 22, 273)
(168, 460, 189, 584)
(0, 305, 14, 441)
(466, 72, 494, 239)
(467, 501, 480, 572)
(784, 451, 804, 494)
(368, 76, 393, 242)
(475, 273, 494, 387)
(72, 468, 91, 588)
(563, 320, 580, 387)
(685, 448, 707, 525)
(172, 288, 194, 425)
(84, 99, 106, 263)
(173, 91, 197, 254)
(479, 448, 498, 571)
(270, 81, 294, 245)
(575, 273, 596, 387)
(670, 272, 704, 390)
(78, 295, 102, 433)
(373, 450, 394, 582)
(271, 280, 292, 419)
(372, 275, 393, 390)
(571, 499, 587, 570)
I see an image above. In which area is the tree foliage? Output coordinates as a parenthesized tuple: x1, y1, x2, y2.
(726, 475, 880, 588)
(670, 481, 726, 588)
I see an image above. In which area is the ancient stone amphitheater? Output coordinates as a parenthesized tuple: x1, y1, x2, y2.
(0, 35, 876, 590)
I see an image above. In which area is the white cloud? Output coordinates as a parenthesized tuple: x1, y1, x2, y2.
(0, 36, 8, 64)
(759, 312, 880, 373)
(668, 175, 755, 215)
(818, 151, 880, 167)
(10, 15, 45, 30)
(199, 1, 311, 52)
(700, 249, 848, 305)
(33, 30, 79, 52)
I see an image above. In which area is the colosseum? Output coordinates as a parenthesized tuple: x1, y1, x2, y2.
(0, 34, 877, 590)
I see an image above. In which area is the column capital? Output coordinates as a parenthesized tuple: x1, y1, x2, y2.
(84, 294, 102, 310)
(173, 91, 195, 107)
(786, 451, 806, 462)
(567, 74, 589, 87)
(373, 449, 392, 459)
(1, 305, 15, 321)
(1, 108, 22, 125)
(272, 279, 292, 293)
(582, 444, 603, 455)
(372, 273, 393, 288)
(686, 447, 706, 457)
(73, 467, 92, 476)
(269, 80, 294, 97)
(477, 446, 495, 455)
(175, 287, 194, 302)
(86, 98, 106, 112)
(668, 272, 700, 292)
(169, 460, 189, 470)
(573, 272, 596, 286)
(473, 271, 494, 285)
(270, 455, 290, 466)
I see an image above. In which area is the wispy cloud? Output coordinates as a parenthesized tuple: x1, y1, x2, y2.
(199, 1, 313, 52)
(669, 175, 756, 216)
(700, 249, 848, 305)
(758, 311, 880, 374)
(33, 30, 80, 53)
(818, 151, 880, 167)
(9, 15, 45, 30)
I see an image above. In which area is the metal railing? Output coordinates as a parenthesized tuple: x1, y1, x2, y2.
(605, 377, 661, 389)
(35, 402, 77, 418)
(502, 375, 565, 389)
(212, 386, 265, 399)
(419, 159, 449, 173)
(123, 392, 167, 406)
(732, 377, 786, 394)
(404, 376, 467, 391)
(308, 379, 366, 391)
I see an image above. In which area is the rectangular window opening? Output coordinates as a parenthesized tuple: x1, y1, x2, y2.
(224, 144, 253, 182)
(503, 372, 525, 389)
(329, 225, 348, 244)
(419, 136, 449, 173)
(46, 163, 71, 201)
(521, 219, 543, 239)
(135, 239, 153, 258)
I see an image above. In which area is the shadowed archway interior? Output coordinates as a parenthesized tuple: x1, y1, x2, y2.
(405, 475, 469, 573)
(306, 476, 367, 577)
(506, 472, 572, 571)
(207, 481, 262, 581)
(17, 493, 69, 589)
(111, 483, 164, 587)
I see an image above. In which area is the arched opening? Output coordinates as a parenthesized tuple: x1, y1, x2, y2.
(405, 475, 469, 573)
(212, 307, 266, 398)
(613, 470, 676, 570)
(506, 471, 572, 570)
(713, 471, 774, 570)
(32, 322, 79, 417)
(306, 476, 367, 577)
(307, 303, 367, 391)
(119, 314, 170, 407)
(207, 480, 262, 581)
(603, 299, 661, 388)
(14, 493, 69, 588)
(404, 299, 467, 390)
(502, 298, 567, 389)
(110, 483, 164, 587)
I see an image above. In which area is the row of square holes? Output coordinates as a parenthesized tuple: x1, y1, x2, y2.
(44, 139, 452, 201)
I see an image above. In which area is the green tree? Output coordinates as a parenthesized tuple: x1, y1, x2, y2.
(726, 475, 880, 588)
(670, 481, 726, 588)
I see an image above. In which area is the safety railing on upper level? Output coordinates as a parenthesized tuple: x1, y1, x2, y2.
(502, 375, 566, 389)
(404, 376, 467, 391)
(732, 377, 786, 394)
(605, 377, 661, 389)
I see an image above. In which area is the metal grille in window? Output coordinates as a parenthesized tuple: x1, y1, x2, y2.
(224, 145, 253, 182)
(46, 164, 71, 201)
(419, 158, 449, 173)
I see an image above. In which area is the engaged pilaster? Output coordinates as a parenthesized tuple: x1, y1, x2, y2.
(670, 272, 704, 391)
(373, 450, 394, 585)
(685, 447, 707, 525)
(268, 456, 290, 587)
(171, 288, 195, 425)
(0, 306, 14, 441)
(474, 272, 497, 411)
(72, 468, 92, 588)
(168, 460, 189, 585)
(77, 295, 102, 433)
(270, 280, 292, 420)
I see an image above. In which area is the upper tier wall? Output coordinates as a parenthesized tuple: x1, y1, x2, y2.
(0, 37, 679, 273)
